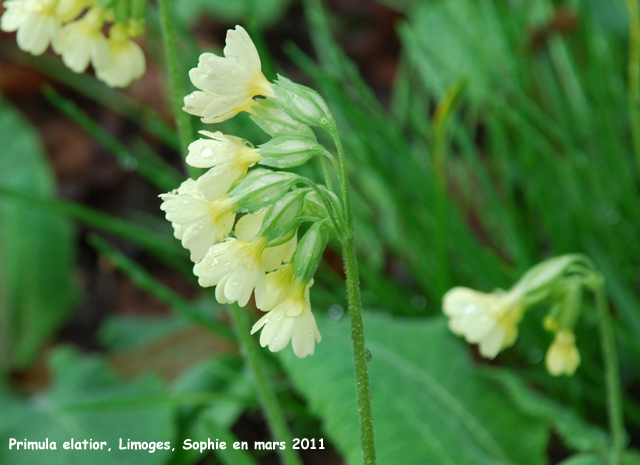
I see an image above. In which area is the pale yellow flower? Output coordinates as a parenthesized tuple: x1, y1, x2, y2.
(194, 237, 268, 307)
(251, 276, 321, 358)
(192, 211, 297, 306)
(443, 287, 525, 358)
(233, 211, 297, 273)
(55, 0, 88, 23)
(159, 179, 235, 262)
(183, 25, 274, 123)
(2, 0, 61, 55)
(255, 263, 296, 312)
(57, 6, 108, 73)
(96, 22, 145, 88)
(187, 131, 262, 200)
(545, 330, 581, 376)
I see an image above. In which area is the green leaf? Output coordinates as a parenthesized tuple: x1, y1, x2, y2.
(0, 347, 175, 465)
(279, 313, 549, 465)
(0, 98, 78, 369)
(479, 368, 609, 453)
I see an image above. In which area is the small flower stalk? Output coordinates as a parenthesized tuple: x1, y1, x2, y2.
(1, 0, 147, 87)
(161, 26, 347, 358)
(443, 255, 604, 376)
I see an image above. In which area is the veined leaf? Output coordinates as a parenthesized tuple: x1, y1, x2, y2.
(279, 312, 549, 465)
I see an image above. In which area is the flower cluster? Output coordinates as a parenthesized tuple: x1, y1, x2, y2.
(443, 255, 600, 376)
(161, 26, 342, 358)
(1, 0, 145, 87)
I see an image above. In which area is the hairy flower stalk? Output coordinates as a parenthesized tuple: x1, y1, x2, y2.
(1, 0, 147, 87)
(159, 24, 376, 464)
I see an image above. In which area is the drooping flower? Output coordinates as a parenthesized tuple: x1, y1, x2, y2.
(2, 0, 61, 55)
(187, 131, 262, 200)
(251, 273, 321, 358)
(443, 287, 525, 358)
(192, 211, 297, 306)
(545, 330, 581, 376)
(183, 25, 274, 124)
(95, 22, 145, 88)
(233, 211, 297, 273)
(57, 6, 108, 73)
(194, 237, 268, 307)
(159, 179, 235, 262)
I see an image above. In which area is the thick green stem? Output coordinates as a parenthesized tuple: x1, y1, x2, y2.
(157, 0, 195, 173)
(595, 284, 626, 464)
(342, 239, 377, 465)
(332, 130, 377, 465)
(227, 304, 303, 465)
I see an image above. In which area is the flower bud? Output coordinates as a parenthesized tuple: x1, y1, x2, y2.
(251, 99, 315, 138)
(273, 76, 334, 130)
(293, 222, 329, 284)
(228, 169, 299, 212)
(545, 330, 581, 376)
(258, 136, 323, 169)
(259, 191, 306, 245)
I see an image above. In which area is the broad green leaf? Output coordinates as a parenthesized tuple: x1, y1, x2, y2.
(279, 312, 549, 465)
(0, 347, 175, 465)
(0, 98, 77, 369)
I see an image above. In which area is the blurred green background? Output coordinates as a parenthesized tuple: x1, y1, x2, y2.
(0, 0, 639, 463)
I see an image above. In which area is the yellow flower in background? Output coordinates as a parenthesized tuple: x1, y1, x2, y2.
(1, 0, 145, 87)
(443, 287, 525, 358)
(545, 330, 581, 376)
(57, 6, 107, 73)
(187, 131, 263, 200)
(1, 0, 61, 55)
(96, 23, 146, 88)
(251, 277, 321, 358)
(183, 25, 274, 124)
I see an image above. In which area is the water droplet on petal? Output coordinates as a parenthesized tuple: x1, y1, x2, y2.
(201, 147, 213, 158)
